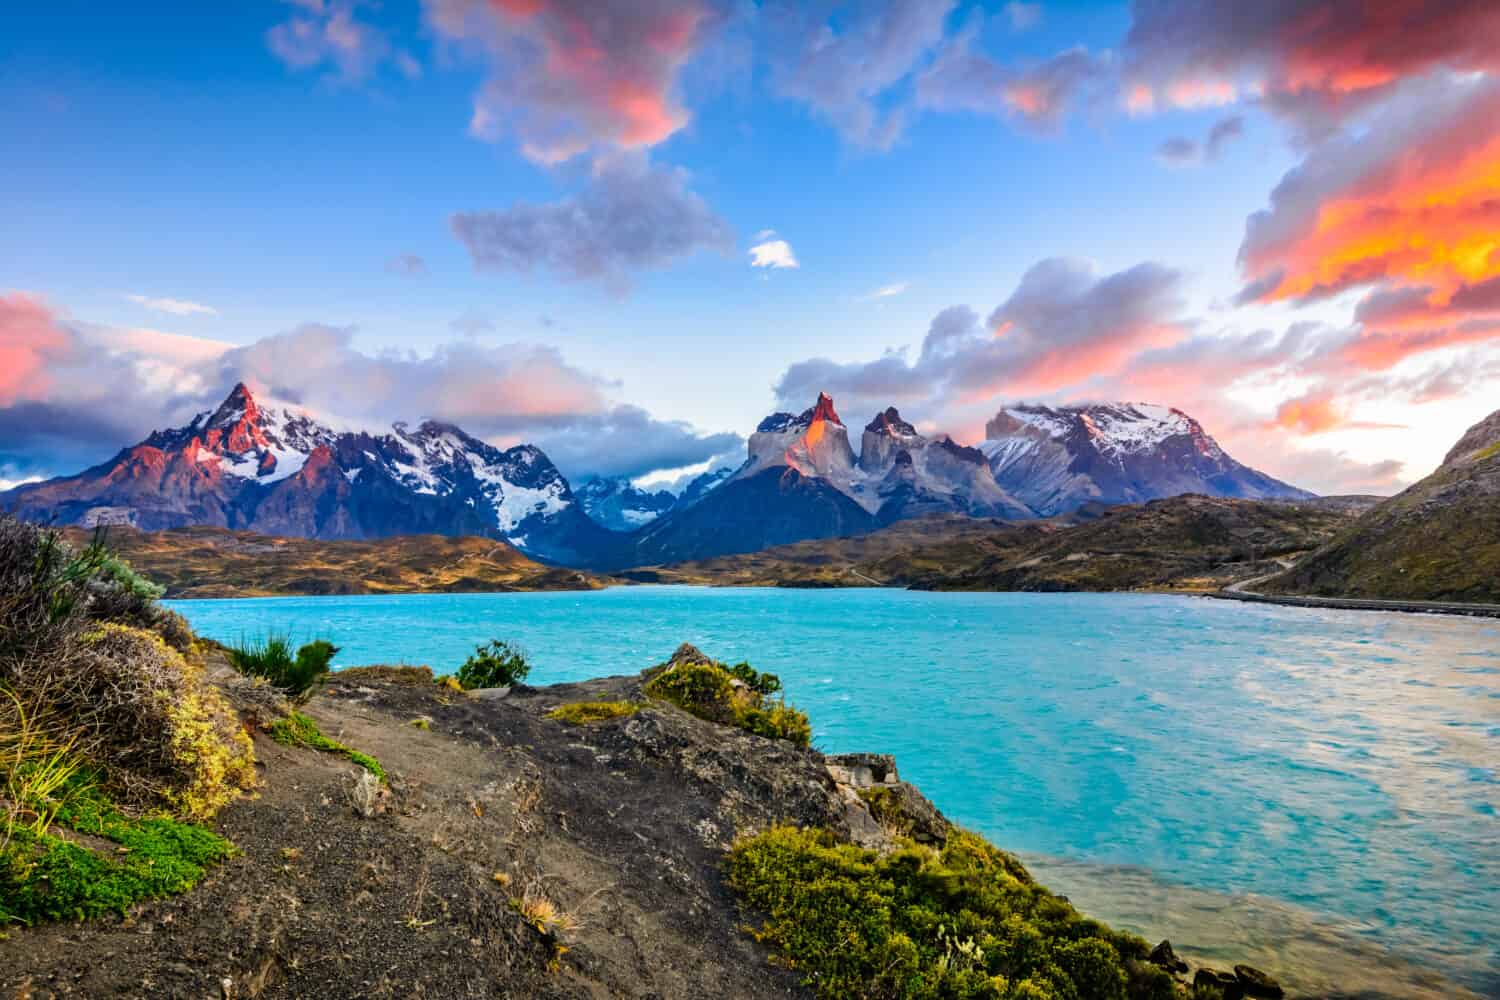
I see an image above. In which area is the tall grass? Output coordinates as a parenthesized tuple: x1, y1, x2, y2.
(0, 687, 83, 845)
(228, 634, 338, 697)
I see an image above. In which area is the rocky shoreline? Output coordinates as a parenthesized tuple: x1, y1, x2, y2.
(0, 642, 1336, 999)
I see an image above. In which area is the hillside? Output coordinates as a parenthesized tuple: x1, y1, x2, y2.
(63, 526, 605, 598)
(1265, 409, 1500, 602)
(643, 497, 1369, 592)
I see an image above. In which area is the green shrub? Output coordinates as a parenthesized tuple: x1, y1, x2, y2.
(546, 700, 642, 724)
(229, 634, 337, 697)
(456, 639, 531, 690)
(727, 826, 1154, 1000)
(270, 711, 385, 782)
(727, 661, 782, 695)
(643, 658, 811, 747)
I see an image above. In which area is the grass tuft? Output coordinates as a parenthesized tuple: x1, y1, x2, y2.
(545, 701, 642, 725)
(228, 634, 337, 697)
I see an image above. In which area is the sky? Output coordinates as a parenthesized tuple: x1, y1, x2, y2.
(4, 0, 1500, 496)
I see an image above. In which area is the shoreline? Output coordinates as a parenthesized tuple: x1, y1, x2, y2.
(1206, 587, 1500, 619)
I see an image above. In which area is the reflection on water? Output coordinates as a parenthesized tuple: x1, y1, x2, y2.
(169, 589, 1500, 996)
(1026, 855, 1493, 999)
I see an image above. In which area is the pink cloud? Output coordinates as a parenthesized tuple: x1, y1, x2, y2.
(0, 293, 71, 407)
(426, 0, 722, 163)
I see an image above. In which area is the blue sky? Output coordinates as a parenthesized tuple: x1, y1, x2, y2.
(4, 1, 1499, 493)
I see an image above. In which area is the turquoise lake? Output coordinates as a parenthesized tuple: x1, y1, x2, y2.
(168, 587, 1500, 997)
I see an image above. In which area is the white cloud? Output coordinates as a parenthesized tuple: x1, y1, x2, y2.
(868, 281, 909, 299)
(125, 294, 219, 317)
(749, 238, 799, 269)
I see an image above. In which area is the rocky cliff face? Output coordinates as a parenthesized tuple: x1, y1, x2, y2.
(0, 384, 616, 566)
(981, 403, 1311, 516)
(1266, 407, 1500, 602)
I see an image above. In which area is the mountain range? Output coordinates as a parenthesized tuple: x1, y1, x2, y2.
(1, 383, 1312, 569)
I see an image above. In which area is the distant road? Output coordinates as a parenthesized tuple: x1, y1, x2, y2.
(1208, 581, 1500, 620)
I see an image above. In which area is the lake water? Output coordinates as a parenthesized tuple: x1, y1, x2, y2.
(168, 587, 1500, 998)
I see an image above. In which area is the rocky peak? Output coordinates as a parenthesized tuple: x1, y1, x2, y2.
(1443, 408, 1500, 467)
(806, 392, 842, 426)
(865, 407, 918, 438)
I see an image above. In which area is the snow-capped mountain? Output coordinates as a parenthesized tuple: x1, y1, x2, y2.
(730, 395, 1031, 520)
(0, 383, 616, 565)
(858, 407, 1033, 521)
(576, 476, 677, 532)
(980, 402, 1312, 515)
(675, 466, 733, 508)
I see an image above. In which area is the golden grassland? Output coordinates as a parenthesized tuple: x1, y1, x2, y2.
(62, 526, 606, 598)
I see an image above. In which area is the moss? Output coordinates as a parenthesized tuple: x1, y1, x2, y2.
(0, 778, 233, 926)
(1473, 440, 1500, 462)
(270, 712, 386, 782)
(546, 700, 642, 724)
(643, 659, 812, 747)
(726, 825, 1168, 1000)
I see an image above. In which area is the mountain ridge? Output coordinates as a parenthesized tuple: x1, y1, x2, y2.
(1264, 407, 1500, 602)
(3, 384, 1317, 571)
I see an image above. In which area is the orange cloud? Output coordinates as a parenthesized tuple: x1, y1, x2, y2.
(1238, 80, 1500, 370)
(0, 293, 71, 407)
(1272, 392, 1342, 434)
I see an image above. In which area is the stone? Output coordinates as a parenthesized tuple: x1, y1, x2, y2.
(1147, 939, 1189, 974)
(1193, 968, 1244, 999)
(1234, 964, 1285, 998)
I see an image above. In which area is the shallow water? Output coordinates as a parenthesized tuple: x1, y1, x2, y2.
(169, 587, 1500, 996)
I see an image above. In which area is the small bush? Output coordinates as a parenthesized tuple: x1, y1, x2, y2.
(727, 825, 1154, 1000)
(79, 624, 257, 819)
(229, 634, 337, 697)
(270, 711, 385, 782)
(546, 700, 641, 725)
(643, 657, 811, 747)
(456, 639, 531, 690)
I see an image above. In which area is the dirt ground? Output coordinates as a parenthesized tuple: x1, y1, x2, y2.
(1, 648, 895, 999)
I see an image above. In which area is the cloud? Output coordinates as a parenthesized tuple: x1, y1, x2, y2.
(748, 235, 798, 269)
(1003, 2, 1041, 32)
(384, 253, 428, 277)
(763, 0, 956, 148)
(867, 282, 909, 299)
(1123, 0, 1500, 133)
(267, 0, 418, 84)
(449, 311, 494, 337)
(423, 0, 727, 164)
(522, 405, 742, 481)
(0, 299, 737, 483)
(1, 293, 76, 407)
(1237, 76, 1500, 370)
(450, 156, 733, 292)
(1271, 390, 1344, 434)
(916, 18, 1111, 131)
(1155, 136, 1200, 167)
(125, 294, 219, 317)
(1156, 114, 1244, 167)
(774, 257, 1187, 417)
